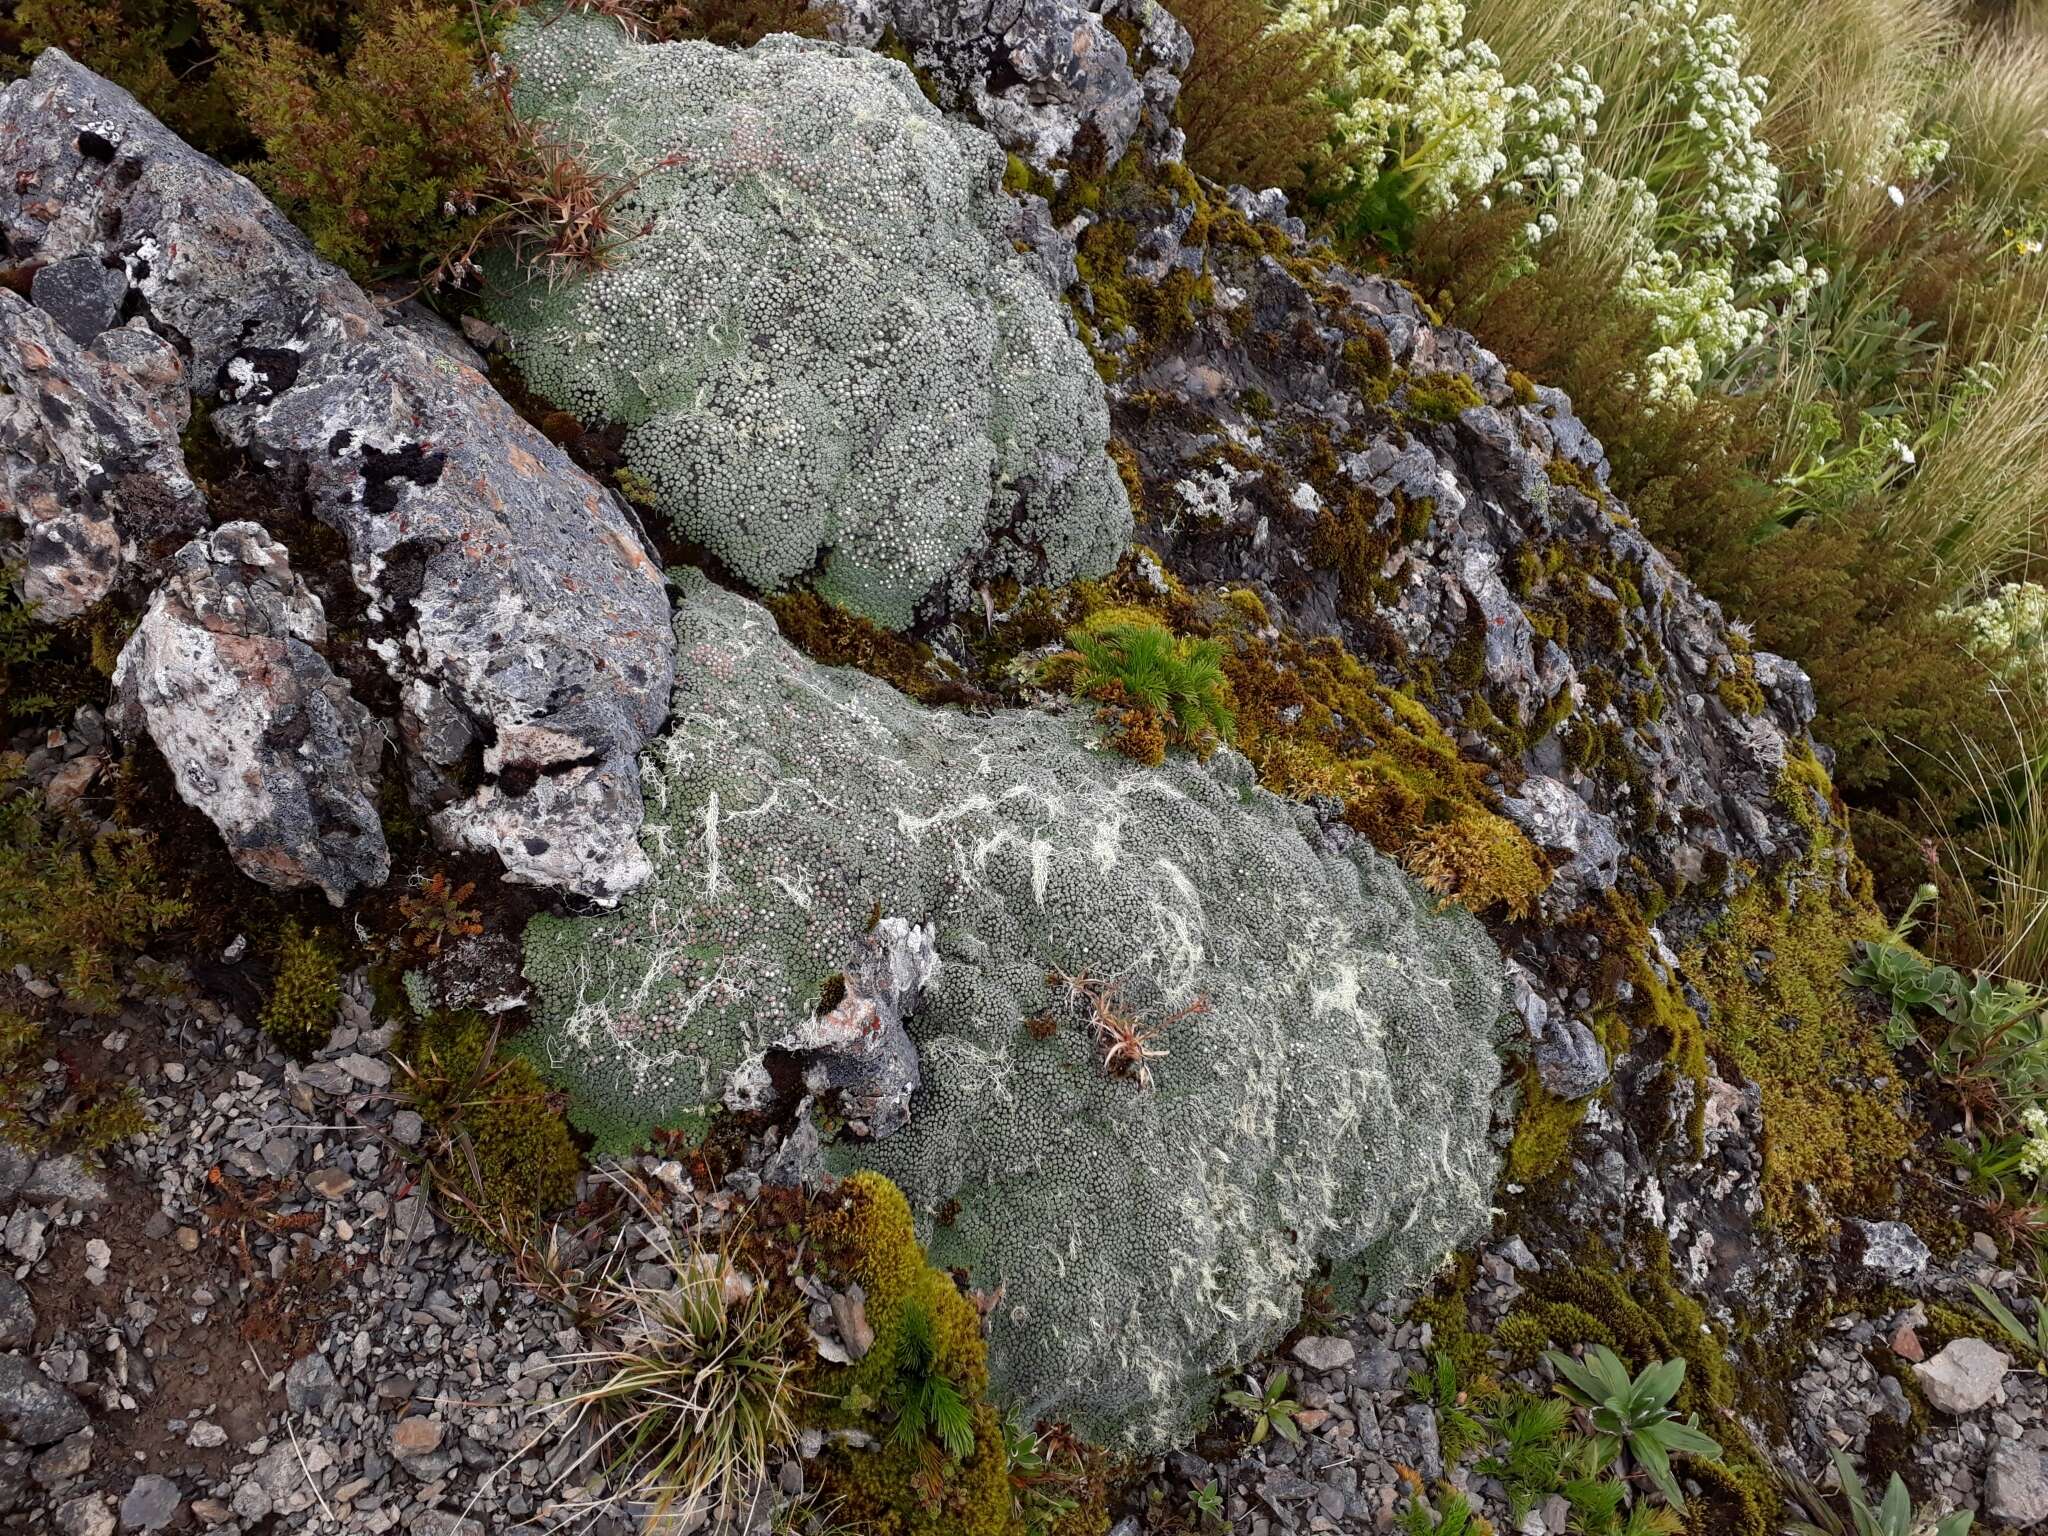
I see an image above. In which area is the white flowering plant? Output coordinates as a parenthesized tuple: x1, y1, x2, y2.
(1276, 0, 1600, 246)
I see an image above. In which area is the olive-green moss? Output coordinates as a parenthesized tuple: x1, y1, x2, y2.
(1503, 1064, 1589, 1184)
(1689, 751, 1903, 1239)
(1714, 653, 1766, 716)
(400, 1010, 581, 1231)
(765, 591, 966, 705)
(260, 920, 342, 1057)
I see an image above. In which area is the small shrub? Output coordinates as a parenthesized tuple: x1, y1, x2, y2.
(259, 920, 342, 1057)
(0, 764, 188, 1015)
(396, 1010, 581, 1232)
(0, 1007, 150, 1158)
(550, 1228, 805, 1526)
(1166, 0, 1350, 195)
(197, 0, 510, 280)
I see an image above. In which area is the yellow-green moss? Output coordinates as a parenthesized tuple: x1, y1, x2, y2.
(399, 1011, 581, 1232)
(814, 1172, 1024, 1536)
(1714, 653, 1766, 716)
(765, 591, 965, 705)
(260, 920, 342, 1057)
(1504, 1064, 1589, 1184)
(1404, 813, 1550, 921)
(1403, 370, 1484, 424)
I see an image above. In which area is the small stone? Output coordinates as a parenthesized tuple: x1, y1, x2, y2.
(1888, 1323, 1923, 1362)
(185, 1421, 227, 1449)
(0, 1354, 88, 1445)
(1855, 1219, 1930, 1282)
(55, 1491, 116, 1536)
(32, 1428, 93, 1487)
(191, 1498, 231, 1525)
(119, 1473, 180, 1532)
(391, 1110, 424, 1147)
(1291, 1335, 1357, 1374)
(0, 1275, 35, 1348)
(174, 1227, 199, 1253)
(1915, 1338, 2009, 1415)
(337, 1053, 391, 1088)
(1972, 1231, 2000, 1261)
(304, 1167, 354, 1200)
(393, 1415, 445, 1459)
(296, 1061, 354, 1096)
(84, 1238, 111, 1281)
(285, 1352, 339, 1415)
(1988, 1441, 2048, 1526)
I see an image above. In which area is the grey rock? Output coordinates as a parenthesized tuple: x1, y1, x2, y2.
(112, 522, 388, 904)
(1, 50, 676, 903)
(391, 1109, 424, 1147)
(20, 1154, 108, 1209)
(0, 1354, 88, 1445)
(1499, 775, 1624, 907)
(119, 1473, 181, 1532)
(1532, 1015, 1609, 1102)
(0, 1276, 34, 1350)
(1290, 1335, 1357, 1374)
(1915, 1338, 2009, 1415)
(32, 1428, 92, 1486)
(30, 255, 127, 345)
(732, 917, 937, 1138)
(1988, 1440, 2048, 1526)
(55, 1491, 115, 1536)
(0, 292, 202, 619)
(0, 1142, 30, 1206)
(285, 1351, 340, 1415)
(1855, 1219, 1931, 1283)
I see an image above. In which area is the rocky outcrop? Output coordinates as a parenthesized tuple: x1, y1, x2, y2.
(111, 523, 387, 904)
(834, 0, 1190, 168)
(0, 49, 676, 904)
(0, 293, 202, 619)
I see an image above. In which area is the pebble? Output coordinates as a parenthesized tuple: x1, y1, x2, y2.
(1292, 1335, 1357, 1374)
(1916, 1338, 2010, 1416)
(118, 1474, 181, 1532)
(304, 1167, 355, 1199)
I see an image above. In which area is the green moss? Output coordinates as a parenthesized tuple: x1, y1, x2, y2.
(1544, 456, 1607, 503)
(1504, 1064, 1589, 1184)
(1403, 370, 1484, 424)
(1506, 369, 1538, 405)
(813, 1172, 1027, 1536)
(399, 1010, 581, 1232)
(1688, 753, 1902, 1239)
(0, 1007, 150, 1159)
(765, 591, 966, 705)
(260, 920, 342, 1057)
(0, 768, 188, 1016)
(1714, 653, 1765, 716)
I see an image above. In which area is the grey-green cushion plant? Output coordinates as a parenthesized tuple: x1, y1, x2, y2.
(1781, 1448, 1974, 1536)
(1544, 1346, 1722, 1511)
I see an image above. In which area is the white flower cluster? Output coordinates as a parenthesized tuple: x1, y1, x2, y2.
(1620, 0, 1780, 245)
(1953, 581, 2048, 679)
(1603, 169, 1825, 397)
(2021, 1104, 2048, 1183)
(1868, 107, 1952, 186)
(1280, 0, 1598, 220)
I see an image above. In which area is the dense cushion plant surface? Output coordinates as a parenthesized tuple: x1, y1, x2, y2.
(484, 11, 1131, 629)
(522, 571, 1508, 1449)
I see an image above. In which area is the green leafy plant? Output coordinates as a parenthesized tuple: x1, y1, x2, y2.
(886, 1298, 975, 1461)
(1968, 1280, 2048, 1372)
(1780, 1447, 1975, 1536)
(550, 1228, 805, 1526)
(396, 870, 483, 956)
(1559, 1439, 1684, 1536)
(1544, 1346, 1722, 1511)
(1067, 622, 1237, 753)
(1222, 1367, 1303, 1447)
(1189, 1479, 1225, 1527)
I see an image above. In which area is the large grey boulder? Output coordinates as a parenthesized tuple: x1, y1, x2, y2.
(0, 294, 203, 619)
(0, 50, 676, 904)
(111, 523, 388, 904)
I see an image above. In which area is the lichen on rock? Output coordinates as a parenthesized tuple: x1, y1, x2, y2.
(523, 569, 1507, 1449)
(486, 13, 1132, 630)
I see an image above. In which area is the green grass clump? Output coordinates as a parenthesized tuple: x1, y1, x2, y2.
(396, 1011, 581, 1233)
(0, 1007, 150, 1159)
(1067, 620, 1236, 761)
(260, 920, 342, 1057)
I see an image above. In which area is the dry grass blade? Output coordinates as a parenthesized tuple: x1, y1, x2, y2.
(542, 1225, 806, 1532)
